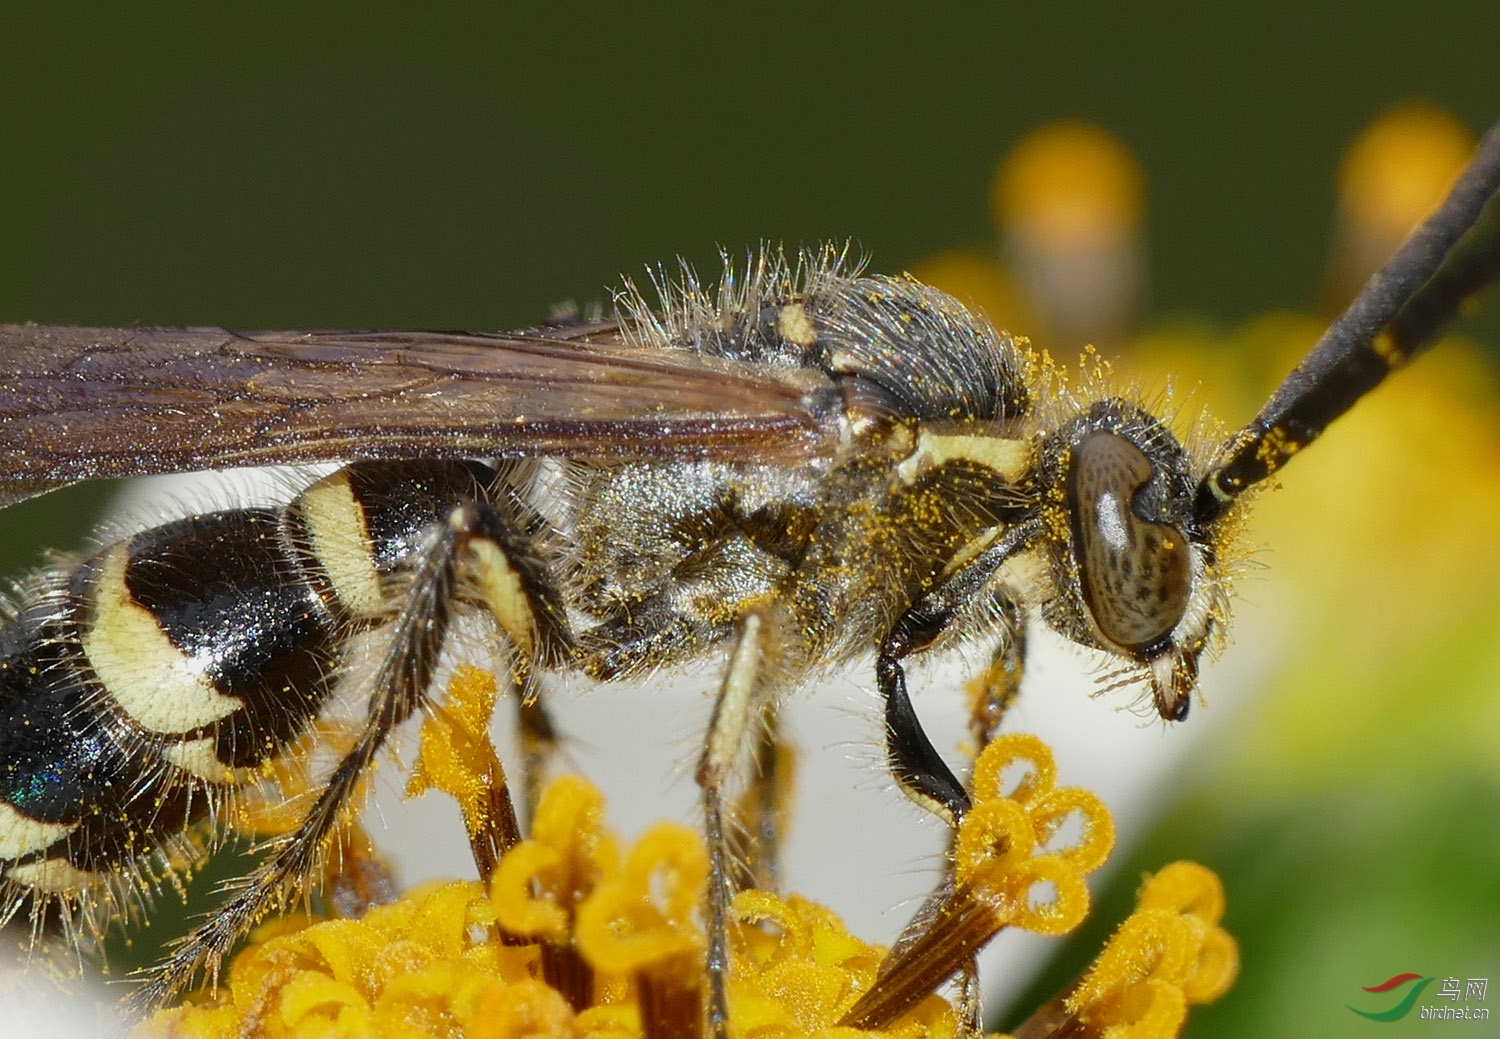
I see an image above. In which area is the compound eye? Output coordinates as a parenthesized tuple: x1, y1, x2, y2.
(1067, 431, 1192, 653)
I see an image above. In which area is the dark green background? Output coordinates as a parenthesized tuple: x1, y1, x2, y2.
(2, 5, 1496, 1037)
(4, 6, 1496, 331)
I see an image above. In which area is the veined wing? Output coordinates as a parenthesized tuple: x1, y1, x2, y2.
(0, 324, 844, 504)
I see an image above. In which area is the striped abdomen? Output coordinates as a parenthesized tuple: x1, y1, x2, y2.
(0, 460, 496, 906)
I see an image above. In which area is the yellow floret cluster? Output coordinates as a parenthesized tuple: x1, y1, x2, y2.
(135, 777, 960, 1039)
(137, 667, 1234, 1039)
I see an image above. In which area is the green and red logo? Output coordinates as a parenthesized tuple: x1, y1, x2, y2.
(1347, 973, 1433, 1021)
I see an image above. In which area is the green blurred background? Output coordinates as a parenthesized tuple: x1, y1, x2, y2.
(2, 5, 1497, 1036)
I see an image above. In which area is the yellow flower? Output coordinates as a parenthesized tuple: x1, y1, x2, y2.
(136, 666, 1233, 1039)
(1060, 863, 1238, 1038)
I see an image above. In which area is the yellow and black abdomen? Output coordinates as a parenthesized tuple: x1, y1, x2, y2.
(0, 460, 497, 907)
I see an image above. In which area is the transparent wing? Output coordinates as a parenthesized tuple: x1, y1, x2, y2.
(0, 323, 844, 504)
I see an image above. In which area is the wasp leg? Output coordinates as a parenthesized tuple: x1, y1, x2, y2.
(323, 822, 399, 920)
(128, 499, 569, 1014)
(515, 683, 561, 823)
(868, 613, 1025, 1036)
(965, 597, 1027, 755)
(694, 608, 783, 1039)
(576, 600, 795, 894)
(877, 519, 1042, 826)
(568, 555, 799, 1037)
(727, 701, 792, 892)
(478, 472, 573, 832)
(855, 520, 1041, 1032)
(875, 651, 970, 824)
(456, 482, 574, 873)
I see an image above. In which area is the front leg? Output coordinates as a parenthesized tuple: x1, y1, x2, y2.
(862, 519, 1040, 1033)
(966, 595, 1027, 754)
(876, 517, 1041, 827)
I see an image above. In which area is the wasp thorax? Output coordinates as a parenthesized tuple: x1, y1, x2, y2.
(1066, 430, 1192, 657)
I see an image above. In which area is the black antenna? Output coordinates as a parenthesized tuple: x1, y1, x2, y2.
(1195, 118, 1500, 527)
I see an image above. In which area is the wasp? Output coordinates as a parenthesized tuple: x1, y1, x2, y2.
(0, 119, 1495, 1035)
